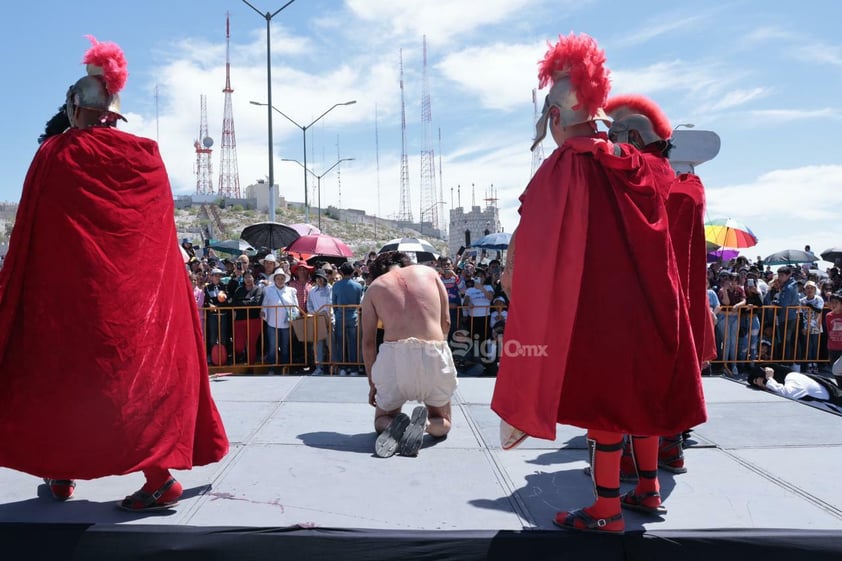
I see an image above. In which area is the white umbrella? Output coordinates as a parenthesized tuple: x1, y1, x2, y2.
(378, 237, 439, 262)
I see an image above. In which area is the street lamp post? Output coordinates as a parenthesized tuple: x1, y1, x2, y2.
(251, 100, 356, 224)
(241, 0, 297, 222)
(281, 157, 354, 230)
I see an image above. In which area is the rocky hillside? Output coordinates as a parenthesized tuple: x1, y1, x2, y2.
(175, 204, 448, 259)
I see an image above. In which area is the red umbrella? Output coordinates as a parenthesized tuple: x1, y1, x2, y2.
(285, 234, 352, 259)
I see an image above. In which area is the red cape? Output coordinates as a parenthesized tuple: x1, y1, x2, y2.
(642, 146, 675, 200)
(0, 127, 228, 479)
(491, 137, 705, 439)
(666, 174, 718, 363)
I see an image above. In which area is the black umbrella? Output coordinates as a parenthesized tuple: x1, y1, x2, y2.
(820, 247, 842, 263)
(763, 249, 817, 266)
(209, 239, 255, 255)
(240, 222, 300, 250)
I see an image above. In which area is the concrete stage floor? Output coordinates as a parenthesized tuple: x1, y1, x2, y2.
(1, 375, 841, 534)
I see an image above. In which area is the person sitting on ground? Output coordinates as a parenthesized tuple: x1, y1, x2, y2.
(361, 251, 458, 458)
(746, 364, 842, 406)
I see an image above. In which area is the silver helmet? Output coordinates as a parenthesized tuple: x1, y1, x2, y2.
(532, 75, 611, 151)
(608, 113, 663, 148)
(65, 74, 125, 125)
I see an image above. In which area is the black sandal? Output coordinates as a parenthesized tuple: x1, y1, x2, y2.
(620, 489, 667, 515)
(118, 478, 180, 512)
(553, 508, 624, 533)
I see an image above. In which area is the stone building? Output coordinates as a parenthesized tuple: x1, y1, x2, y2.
(448, 203, 501, 257)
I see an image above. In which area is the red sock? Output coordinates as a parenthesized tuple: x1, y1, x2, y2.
(141, 467, 182, 501)
(142, 467, 172, 490)
(631, 435, 660, 497)
(586, 428, 623, 518)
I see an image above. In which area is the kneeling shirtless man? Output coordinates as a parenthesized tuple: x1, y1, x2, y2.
(361, 251, 458, 457)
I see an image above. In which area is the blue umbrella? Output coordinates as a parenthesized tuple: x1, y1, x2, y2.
(472, 232, 512, 250)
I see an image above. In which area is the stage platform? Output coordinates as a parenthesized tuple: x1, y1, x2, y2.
(2, 375, 841, 560)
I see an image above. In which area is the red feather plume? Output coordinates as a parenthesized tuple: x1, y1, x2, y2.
(537, 33, 610, 116)
(81, 35, 128, 95)
(604, 94, 672, 140)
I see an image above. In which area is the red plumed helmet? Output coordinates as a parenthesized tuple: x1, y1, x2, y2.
(65, 35, 129, 123)
(531, 33, 612, 151)
(605, 94, 672, 142)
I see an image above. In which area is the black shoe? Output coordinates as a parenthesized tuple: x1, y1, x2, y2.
(399, 406, 428, 457)
(374, 413, 411, 458)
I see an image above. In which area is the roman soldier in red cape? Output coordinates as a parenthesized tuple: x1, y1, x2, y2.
(606, 94, 718, 477)
(492, 33, 706, 533)
(0, 36, 228, 511)
(606, 94, 717, 368)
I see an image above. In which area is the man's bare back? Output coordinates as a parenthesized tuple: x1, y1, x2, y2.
(363, 265, 449, 342)
(362, 261, 456, 452)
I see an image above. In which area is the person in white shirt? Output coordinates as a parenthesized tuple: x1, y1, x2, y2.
(800, 281, 824, 373)
(261, 269, 299, 373)
(462, 270, 495, 364)
(307, 270, 333, 376)
(747, 364, 833, 402)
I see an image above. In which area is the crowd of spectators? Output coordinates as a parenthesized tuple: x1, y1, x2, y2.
(706, 248, 842, 378)
(183, 238, 509, 376)
(183, 237, 841, 380)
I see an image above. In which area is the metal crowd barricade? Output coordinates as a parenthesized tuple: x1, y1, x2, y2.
(712, 304, 831, 371)
(203, 302, 832, 377)
(201, 303, 309, 375)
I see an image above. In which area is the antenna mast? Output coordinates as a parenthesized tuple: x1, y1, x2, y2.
(419, 35, 438, 230)
(218, 12, 241, 198)
(194, 94, 214, 195)
(398, 49, 413, 221)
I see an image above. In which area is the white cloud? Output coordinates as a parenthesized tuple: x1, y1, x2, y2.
(795, 42, 842, 67)
(614, 14, 708, 47)
(610, 60, 725, 97)
(744, 26, 795, 43)
(438, 42, 544, 111)
(345, 0, 536, 46)
(747, 108, 840, 122)
(705, 165, 842, 259)
(699, 87, 770, 112)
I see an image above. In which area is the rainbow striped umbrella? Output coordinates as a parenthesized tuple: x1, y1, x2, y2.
(704, 218, 758, 249)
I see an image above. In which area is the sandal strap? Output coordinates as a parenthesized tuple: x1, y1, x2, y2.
(126, 478, 177, 507)
(595, 485, 620, 498)
(565, 508, 623, 529)
(150, 478, 177, 501)
(622, 489, 662, 504)
(594, 440, 624, 452)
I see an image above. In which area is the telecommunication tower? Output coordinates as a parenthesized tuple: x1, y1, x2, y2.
(218, 12, 241, 198)
(419, 35, 438, 230)
(194, 94, 214, 195)
(531, 88, 545, 177)
(397, 49, 413, 222)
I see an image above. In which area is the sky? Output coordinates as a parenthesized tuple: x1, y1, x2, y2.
(2, 0, 841, 265)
